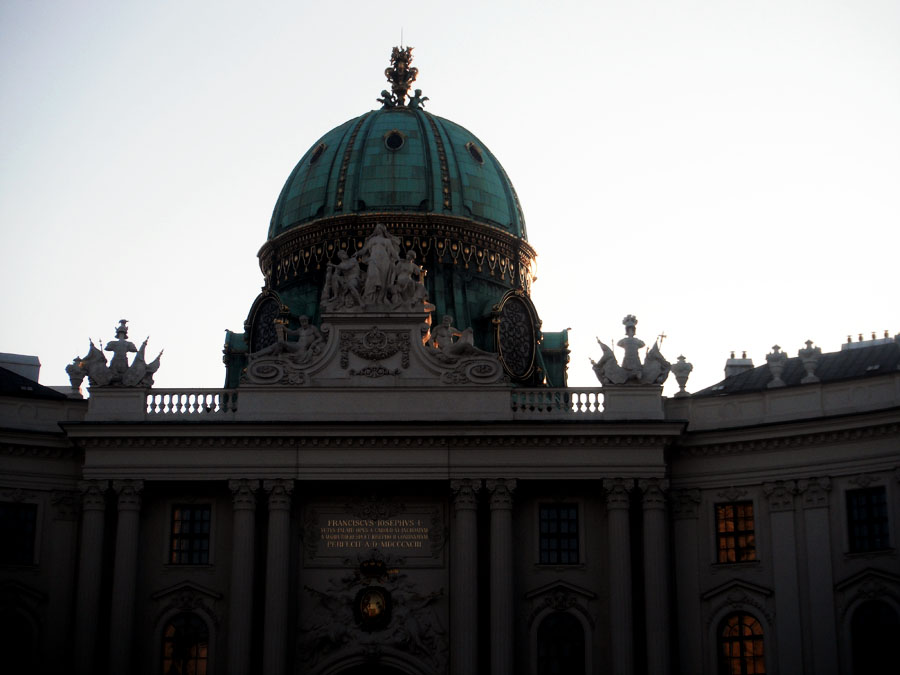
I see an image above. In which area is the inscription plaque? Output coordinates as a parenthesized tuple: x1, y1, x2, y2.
(303, 501, 445, 568)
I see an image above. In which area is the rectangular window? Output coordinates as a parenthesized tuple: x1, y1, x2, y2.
(539, 504, 578, 564)
(716, 501, 756, 563)
(0, 502, 38, 565)
(169, 504, 211, 565)
(847, 487, 890, 553)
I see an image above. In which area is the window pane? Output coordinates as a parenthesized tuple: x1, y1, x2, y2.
(716, 502, 756, 564)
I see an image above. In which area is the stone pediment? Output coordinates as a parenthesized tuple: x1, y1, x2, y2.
(243, 312, 506, 388)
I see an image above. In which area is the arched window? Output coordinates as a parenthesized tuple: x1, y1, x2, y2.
(161, 612, 208, 675)
(851, 600, 900, 675)
(718, 612, 765, 675)
(537, 611, 585, 675)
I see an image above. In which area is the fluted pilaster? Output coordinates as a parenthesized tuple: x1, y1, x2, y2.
(74, 480, 107, 675)
(639, 478, 671, 675)
(798, 477, 837, 675)
(263, 479, 293, 675)
(450, 479, 480, 675)
(108, 479, 144, 674)
(604, 477, 633, 675)
(763, 480, 802, 675)
(487, 478, 516, 675)
(48, 491, 78, 667)
(228, 479, 259, 675)
(670, 489, 702, 675)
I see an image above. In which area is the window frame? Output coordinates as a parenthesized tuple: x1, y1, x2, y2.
(714, 500, 757, 564)
(537, 502, 581, 566)
(845, 485, 891, 554)
(165, 501, 215, 566)
(717, 611, 767, 675)
(160, 611, 210, 675)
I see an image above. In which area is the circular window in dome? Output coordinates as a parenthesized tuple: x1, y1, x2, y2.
(384, 130, 406, 151)
(465, 141, 485, 164)
(309, 143, 327, 165)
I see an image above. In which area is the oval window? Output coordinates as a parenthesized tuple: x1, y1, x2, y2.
(466, 141, 484, 164)
(384, 131, 405, 151)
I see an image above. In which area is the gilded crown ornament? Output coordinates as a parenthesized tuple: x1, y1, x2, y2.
(378, 46, 427, 109)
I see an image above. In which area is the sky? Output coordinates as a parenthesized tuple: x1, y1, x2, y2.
(1, 0, 898, 396)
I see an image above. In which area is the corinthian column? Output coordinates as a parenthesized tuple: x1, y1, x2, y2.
(228, 479, 259, 675)
(487, 478, 516, 675)
(450, 479, 480, 675)
(263, 479, 293, 675)
(108, 479, 144, 675)
(74, 480, 107, 675)
(604, 477, 633, 675)
(639, 478, 671, 675)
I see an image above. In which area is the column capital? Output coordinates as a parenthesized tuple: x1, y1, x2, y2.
(670, 488, 701, 519)
(78, 480, 108, 511)
(264, 479, 294, 511)
(229, 479, 260, 510)
(51, 490, 79, 521)
(797, 476, 831, 509)
(638, 478, 669, 510)
(762, 480, 796, 512)
(451, 479, 481, 511)
(603, 477, 633, 510)
(112, 480, 144, 511)
(486, 479, 516, 510)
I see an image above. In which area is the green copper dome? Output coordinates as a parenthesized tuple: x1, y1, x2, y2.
(268, 107, 527, 241)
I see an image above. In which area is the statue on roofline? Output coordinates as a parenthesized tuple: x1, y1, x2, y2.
(66, 320, 163, 392)
(591, 315, 670, 386)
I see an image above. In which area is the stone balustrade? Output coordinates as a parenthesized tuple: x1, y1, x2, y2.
(146, 390, 239, 417)
(510, 388, 604, 416)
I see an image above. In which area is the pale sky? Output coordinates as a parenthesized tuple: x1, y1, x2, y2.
(1, 0, 898, 395)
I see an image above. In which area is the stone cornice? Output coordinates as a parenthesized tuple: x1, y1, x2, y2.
(674, 418, 899, 458)
(62, 428, 682, 450)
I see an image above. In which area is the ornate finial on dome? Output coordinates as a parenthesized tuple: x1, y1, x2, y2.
(378, 46, 422, 109)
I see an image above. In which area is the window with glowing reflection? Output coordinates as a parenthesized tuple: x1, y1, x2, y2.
(718, 612, 765, 675)
(161, 613, 208, 675)
(716, 502, 756, 563)
(169, 505, 211, 565)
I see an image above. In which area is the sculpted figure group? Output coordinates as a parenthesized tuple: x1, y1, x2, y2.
(592, 315, 671, 386)
(66, 319, 163, 390)
(321, 224, 429, 313)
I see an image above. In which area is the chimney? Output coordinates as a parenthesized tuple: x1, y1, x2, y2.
(0, 353, 41, 383)
(725, 350, 754, 378)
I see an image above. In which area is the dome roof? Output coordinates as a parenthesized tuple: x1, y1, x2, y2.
(267, 107, 527, 241)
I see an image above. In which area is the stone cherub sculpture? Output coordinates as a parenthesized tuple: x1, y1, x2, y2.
(67, 320, 162, 390)
(591, 315, 670, 386)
